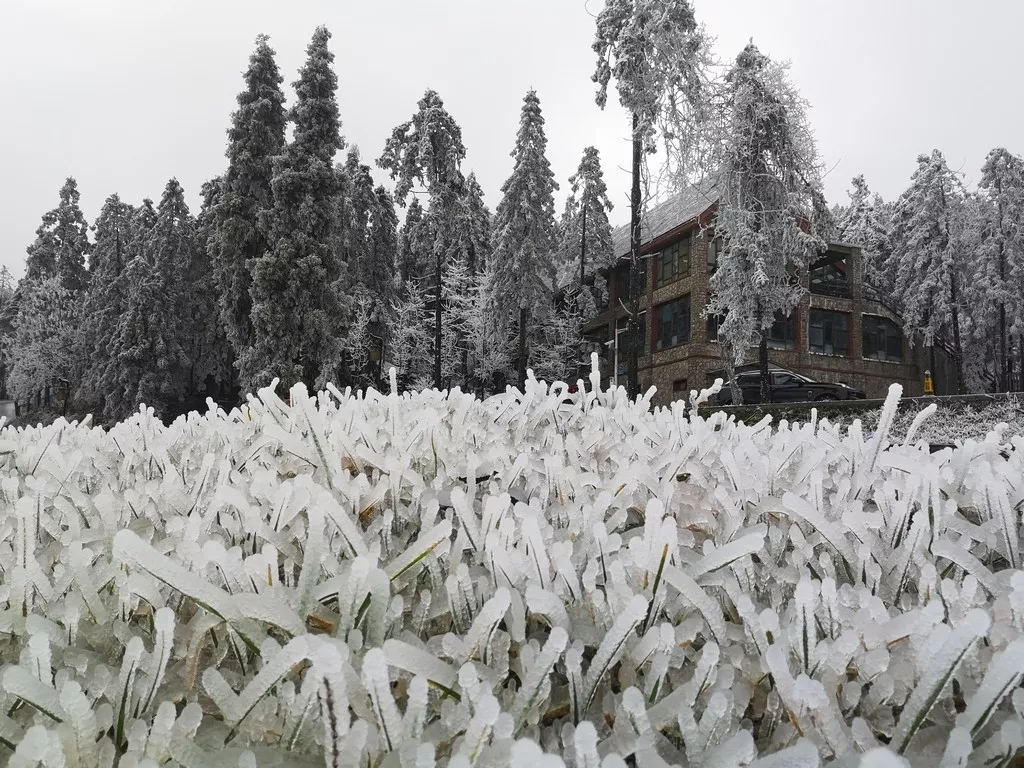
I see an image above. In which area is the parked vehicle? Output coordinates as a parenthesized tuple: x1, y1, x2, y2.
(715, 369, 866, 405)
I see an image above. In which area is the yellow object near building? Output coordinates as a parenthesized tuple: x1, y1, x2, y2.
(923, 370, 934, 395)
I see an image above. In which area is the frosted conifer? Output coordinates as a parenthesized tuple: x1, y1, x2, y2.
(889, 150, 968, 392)
(706, 43, 828, 403)
(559, 147, 614, 315)
(25, 177, 91, 292)
(489, 90, 559, 388)
(247, 26, 346, 394)
(210, 34, 287, 387)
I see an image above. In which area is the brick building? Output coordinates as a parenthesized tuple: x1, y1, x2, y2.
(581, 189, 950, 407)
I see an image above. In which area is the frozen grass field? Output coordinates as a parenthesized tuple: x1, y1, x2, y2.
(0, 363, 1021, 767)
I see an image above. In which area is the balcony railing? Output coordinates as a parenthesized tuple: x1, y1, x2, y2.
(810, 279, 851, 299)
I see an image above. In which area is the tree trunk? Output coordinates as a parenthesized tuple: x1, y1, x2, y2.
(719, 340, 742, 406)
(758, 333, 771, 403)
(434, 245, 442, 390)
(949, 271, 964, 395)
(929, 344, 937, 395)
(580, 205, 588, 287)
(518, 306, 528, 390)
(999, 305, 1008, 392)
(626, 113, 643, 401)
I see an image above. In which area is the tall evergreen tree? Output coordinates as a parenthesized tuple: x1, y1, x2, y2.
(397, 198, 432, 286)
(186, 179, 233, 398)
(247, 26, 346, 394)
(489, 90, 559, 388)
(378, 89, 468, 389)
(77, 193, 134, 410)
(211, 34, 287, 388)
(889, 150, 968, 393)
(107, 179, 197, 420)
(835, 175, 893, 291)
(706, 43, 829, 404)
(976, 148, 1024, 390)
(25, 177, 91, 291)
(559, 146, 614, 315)
(593, 0, 710, 398)
(337, 147, 376, 288)
(457, 173, 492, 276)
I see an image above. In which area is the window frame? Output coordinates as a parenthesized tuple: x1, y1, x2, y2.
(808, 309, 851, 357)
(766, 310, 798, 350)
(655, 234, 692, 288)
(654, 294, 691, 351)
(862, 314, 904, 363)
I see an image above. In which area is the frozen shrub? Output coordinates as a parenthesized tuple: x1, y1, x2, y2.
(0, 367, 1020, 766)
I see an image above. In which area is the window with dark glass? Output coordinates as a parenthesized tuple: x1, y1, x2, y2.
(862, 315, 903, 362)
(655, 235, 691, 287)
(654, 295, 691, 350)
(809, 251, 851, 298)
(809, 309, 850, 356)
(672, 378, 689, 393)
(706, 237, 722, 275)
(706, 310, 726, 342)
(767, 310, 798, 350)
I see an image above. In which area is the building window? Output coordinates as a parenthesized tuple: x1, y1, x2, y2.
(809, 309, 850, 356)
(863, 315, 903, 362)
(654, 295, 690, 350)
(766, 310, 798, 350)
(655, 234, 691, 287)
(809, 251, 851, 298)
(672, 378, 689, 394)
(706, 310, 726, 343)
(611, 261, 648, 302)
(707, 237, 721, 275)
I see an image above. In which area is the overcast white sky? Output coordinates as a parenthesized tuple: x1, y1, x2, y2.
(1, 0, 1021, 277)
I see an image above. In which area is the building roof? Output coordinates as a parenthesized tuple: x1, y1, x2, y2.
(610, 182, 719, 260)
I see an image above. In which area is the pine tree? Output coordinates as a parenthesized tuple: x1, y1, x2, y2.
(977, 148, 1024, 390)
(378, 89, 468, 389)
(835, 175, 893, 292)
(457, 173, 492, 276)
(889, 150, 968, 393)
(593, 0, 710, 398)
(707, 43, 829, 404)
(211, 34, 287, 387)
(247, 26, 346, 394)
(337, 147, 376, 288)
(186, 178, 233, 399)
(398, 198, 431, 286)
(78, 193, 134, 411)
(489, 90, 559, 388)
(0, 266, 14, 399)
(107, 179, 196, 421)
(6, 277, 81, 406)
(25, 177, 91, 292)
(559, 146, 614, 316)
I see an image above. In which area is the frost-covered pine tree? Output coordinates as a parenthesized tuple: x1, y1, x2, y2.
(188, 178, 233, 397)
(706, 43, 828, 404)
(77, 193, 134, 411)
(489, 90, 559, 389)
(456, 172, 492, 277)
(106, 180, 198, 420)
(889, 149, 968, 393)
(25, 177, 91, 292)
(337, 147, 376, 289)
(345, 185, 400, 389)
(835, 175, 893, 293)
(593, 0, 711, 398)
(210, 34, 287, 388)
(5, 277, 81, 406)
(247, 26, 346, 394)
(976, 148, 1024, 391)
(0, 265, 14, 398)
(397, 198, 432, 286)
(559, 146, 614, 316)
(378, 89, 468, 389)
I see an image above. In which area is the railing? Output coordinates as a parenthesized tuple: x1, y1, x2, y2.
(810, 279, 851, 299)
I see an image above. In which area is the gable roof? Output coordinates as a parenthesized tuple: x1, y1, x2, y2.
(610, 182, 719, 260)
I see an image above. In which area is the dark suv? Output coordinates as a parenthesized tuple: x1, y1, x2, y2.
(715, 369, 866, 405)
